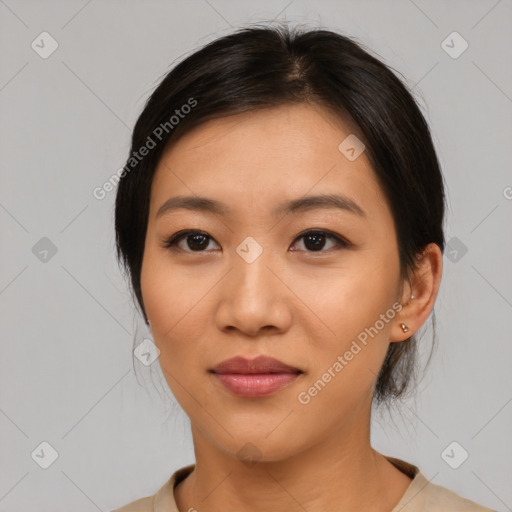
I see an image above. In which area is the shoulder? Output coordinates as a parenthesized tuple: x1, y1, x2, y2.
(422, 479, 497, 511)
(397, 471, 497, 512)
(110, 463, 195, 512)
(384, 456, 497, 512)
(111, 495, 154, 512)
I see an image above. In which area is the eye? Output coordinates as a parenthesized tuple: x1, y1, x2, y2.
(162, 230, 219, 252)
(290, 229, 350, 252)
(162, 229, 350, 253)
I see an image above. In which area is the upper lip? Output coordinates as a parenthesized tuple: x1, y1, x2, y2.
(210, 356, 302, 374)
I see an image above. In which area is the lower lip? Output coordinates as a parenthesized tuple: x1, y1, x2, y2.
(212, 372, 301, 397)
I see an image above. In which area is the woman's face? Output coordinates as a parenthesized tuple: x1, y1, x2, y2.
(141, 103, 408, 461)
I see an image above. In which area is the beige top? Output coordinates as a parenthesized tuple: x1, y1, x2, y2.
(111, 456, 497, 512)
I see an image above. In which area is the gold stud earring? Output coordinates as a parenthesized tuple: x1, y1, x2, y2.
(400, 323, 410, 333)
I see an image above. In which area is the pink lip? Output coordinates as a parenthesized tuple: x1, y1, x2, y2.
(212, 373, 301, 397)
(210, 356, 303, 397)
(211, 355, 302, 374)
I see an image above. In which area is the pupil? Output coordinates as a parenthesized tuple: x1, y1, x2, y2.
(188, 234, 208, 251)
(305, 233, 325, 251)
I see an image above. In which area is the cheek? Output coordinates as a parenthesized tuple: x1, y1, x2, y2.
(141, 250, 190, 364)
(140, 244, 198, 331)
(299, 249, 400, 393)
(302, 254, 400, 340)
(140, 248, 213, 392)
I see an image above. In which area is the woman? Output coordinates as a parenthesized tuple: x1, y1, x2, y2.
(112, 22, 496, 512)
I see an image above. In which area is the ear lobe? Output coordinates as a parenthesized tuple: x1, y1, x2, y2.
(390, 243, 443, 342)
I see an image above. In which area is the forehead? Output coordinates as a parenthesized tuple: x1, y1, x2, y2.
(150, 103, 388, 221)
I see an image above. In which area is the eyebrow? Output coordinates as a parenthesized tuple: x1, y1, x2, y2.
(156, 193, 366, 219)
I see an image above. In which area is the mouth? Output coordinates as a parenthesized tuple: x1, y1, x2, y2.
(209, 355, 303, 397)
(210, 355, 303, 374)
(210, 372, 302, 397)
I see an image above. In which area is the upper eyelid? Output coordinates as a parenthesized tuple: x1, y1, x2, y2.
(167, 229, 349, 250)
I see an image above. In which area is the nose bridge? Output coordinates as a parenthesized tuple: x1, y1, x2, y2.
(233, 235, 276, 301)
(217, 235, 290, 334)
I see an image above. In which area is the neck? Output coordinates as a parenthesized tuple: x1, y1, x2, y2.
(175, 405, 412, 512)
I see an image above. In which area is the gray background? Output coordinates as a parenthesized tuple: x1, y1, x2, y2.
(1, 0, 511, 510)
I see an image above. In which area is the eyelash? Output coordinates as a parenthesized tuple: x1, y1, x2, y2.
(162, 229, 351, 254)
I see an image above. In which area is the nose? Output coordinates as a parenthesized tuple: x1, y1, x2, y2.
(215, 245, 293, 338)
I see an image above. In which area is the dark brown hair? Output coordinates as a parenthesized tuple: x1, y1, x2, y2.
(114, 22, 445, 406)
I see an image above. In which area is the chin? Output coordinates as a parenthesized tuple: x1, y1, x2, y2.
(213, 430, 305, 465)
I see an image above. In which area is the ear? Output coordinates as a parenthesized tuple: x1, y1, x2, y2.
(390, 243, 443, 342)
